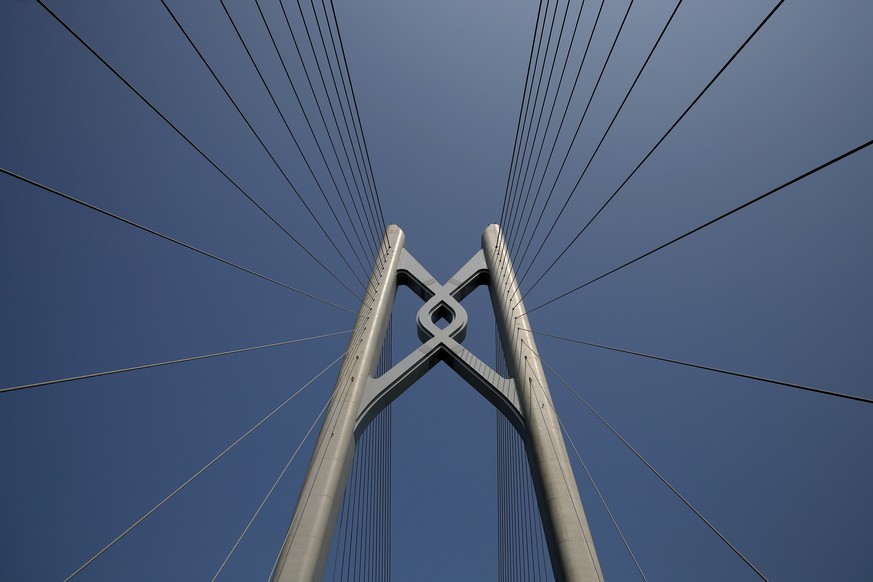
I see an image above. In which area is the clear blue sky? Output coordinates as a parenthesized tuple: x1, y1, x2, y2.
(1, 0, 872, 580)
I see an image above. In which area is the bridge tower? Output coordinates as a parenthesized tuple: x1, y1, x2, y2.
(272, 224, 602, 581)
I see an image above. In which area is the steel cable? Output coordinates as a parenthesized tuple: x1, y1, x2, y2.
(0, 330, 351, 395)
(513, 0, 637, 267)
(506, 0, 563, 250)
(523, 358, 604, 581)
(515, 0, 684, 277)
(36, 0, 366, 297)
(557, 415, 648, 580)
(160, 0, 368, 300)
(505, 0, 555, 251)
(315, 0, 383, 256)
(537, 352, 768, 580)
(1, 168, 356, 314)
(326, 0, 389, 238)
(500, 0, 548, 238)
(521, 137, 873, 316)
(253, 0, 378, 263)
(211, 391, 333, 580)
(519, 1, 786, 298)
(63, 350, 347, 580)
(503, 0, 607, 260)
(217, 0, 372, 280)
(279, 0, 383, 257)
(531, 330, 873, 405)
(506, 0, 591, 263)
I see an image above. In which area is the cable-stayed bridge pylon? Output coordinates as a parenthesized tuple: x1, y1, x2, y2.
(273, 224, 601, 581)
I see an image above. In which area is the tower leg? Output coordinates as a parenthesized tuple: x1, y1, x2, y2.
(272, 226, 405, 582)
(483, 224, 602, 582)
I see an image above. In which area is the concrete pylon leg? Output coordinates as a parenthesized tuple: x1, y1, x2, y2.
(272, 226, 405, 582)
(483, 224, 603, 582)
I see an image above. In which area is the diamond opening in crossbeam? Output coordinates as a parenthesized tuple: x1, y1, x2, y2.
(430, 302, 454, 329)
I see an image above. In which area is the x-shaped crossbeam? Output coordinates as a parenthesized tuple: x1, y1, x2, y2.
(356, 248, 523, 437)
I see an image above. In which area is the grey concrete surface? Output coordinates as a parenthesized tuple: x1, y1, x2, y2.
(483, 224, 603, 582)
(272, 225, 405, 582)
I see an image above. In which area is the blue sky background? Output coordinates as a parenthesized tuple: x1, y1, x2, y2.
(1, 0, 872, 580)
